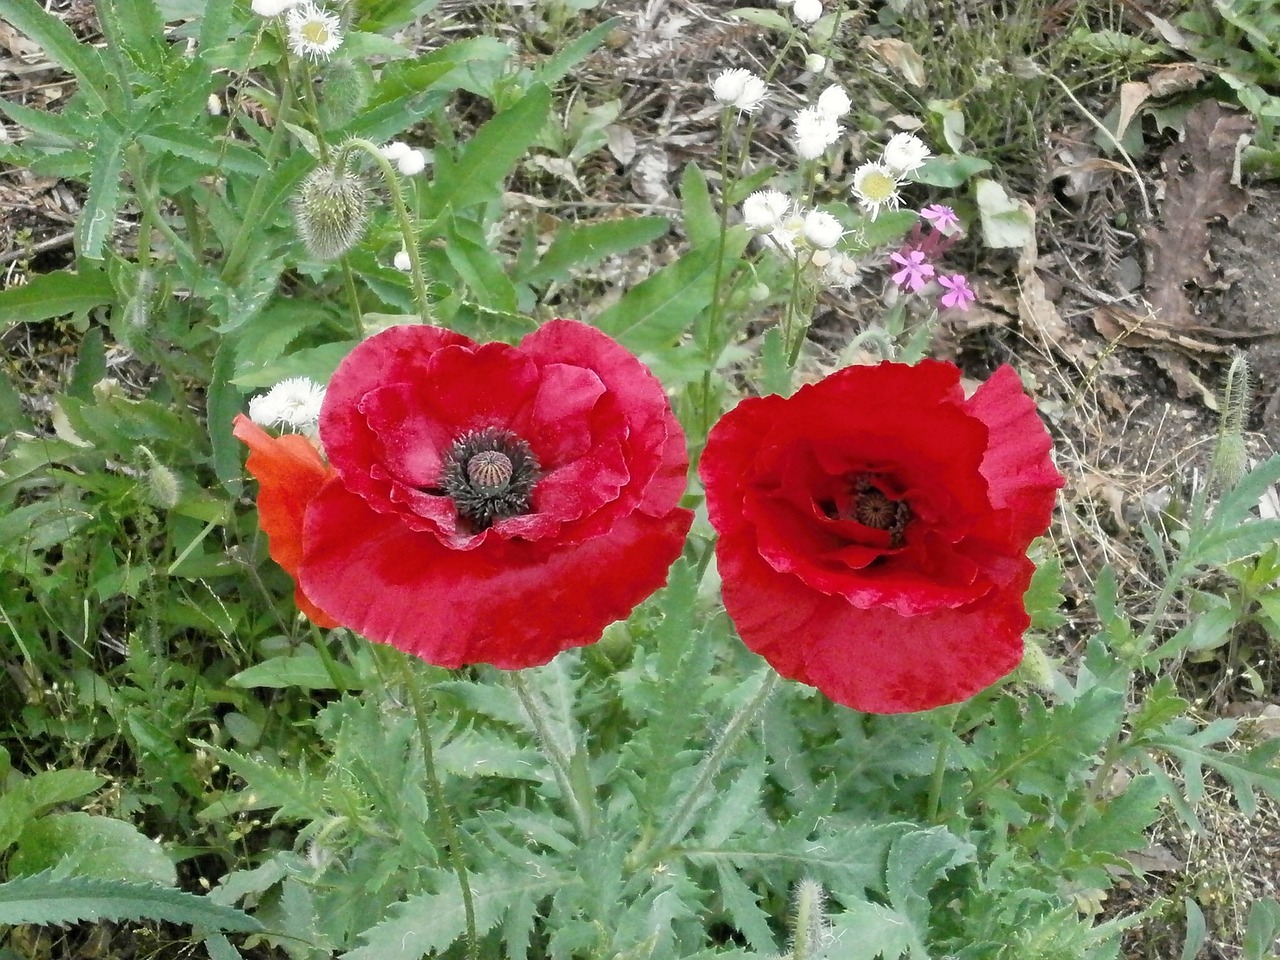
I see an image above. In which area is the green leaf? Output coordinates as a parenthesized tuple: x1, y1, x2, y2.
(0, 872, 261, 931)
(974, 178, 1034, 249)
(521, 216, 668, 286)
(21, 768, 106, 811)
(1180, 899, 1207, 960)
(0, 0, 110, 113)
(593, 238, 748, 354)
(1243, 898, 1280, 960)
(227, 651, 360, 691)
(712, 862, 776, 955)
(536, 17, 621, 86)
(11, 813, 176, 886)
(913, 153, 991, 188)
(0, 270, 115, 331)
(137, 124, 267, 176)
(344, 869, 557, 960)
(679, 163, 719, 250)
(78, 126, 128, 260)
(427, 83, 552, 215)
(828, 899, 917, 960)
(1025, 554, 1066, 631)
(208, 338, 244, 491)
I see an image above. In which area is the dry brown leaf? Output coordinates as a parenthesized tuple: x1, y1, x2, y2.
(1080, 473, 1129, 534)
(1116, 81, 1150, 141)
(1146, 62, 1206, 98)
(1143, 101, 1253, 331)
(860, 38, 926, 88)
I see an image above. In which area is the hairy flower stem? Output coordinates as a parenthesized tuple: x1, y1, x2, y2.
(382, 648, 478, 960)
(700, 109, 738, 441)
(223, 61, 295, 285)
(636, 669, 780, 867)
(926, 706, 959, 823)
(509, 672, 595, 840)
(335, 138, 433, 324)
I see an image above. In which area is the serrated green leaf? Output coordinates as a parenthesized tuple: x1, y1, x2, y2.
(0, 872, 261, 931)
(827, 899, 917, 960)
(11, 813, 175, 886)
(1243, 898, 1280, 960)
(1025, 555, 1066, 631)
(0, 270, 115, 331)
(427, 83, 551, 215)
(436, 729, 544, 781)
(20, 768, 105, 811)
(137, 124, 267, 176)
(78, 126, 127, 260)
(344, 870, 556, 960)
(521, 216, 668, 286)
(713, 862, 776, 955)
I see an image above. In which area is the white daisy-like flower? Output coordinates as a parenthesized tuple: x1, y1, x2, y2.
(881, 132, 931, 176)
(851, 160, 902, 219)
(767, 208, 807, 259)
(393, 248, 412, 271)
(381, 141, 411, 162)
(815, 85, 852, 120)
(792, 0, 822, 24)
(285, 2, 343, 62)
(741, 189, 792, 232)
(792, 105, 842, 160)
(802, 209, 844, 249)
(711, 68, 769, 114)
(252, 0, 301, 16)
(248, 377, 326, 432)
(397, 148, 427, 176)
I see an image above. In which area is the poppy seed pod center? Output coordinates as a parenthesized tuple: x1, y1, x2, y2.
(440, 428, 539, 531)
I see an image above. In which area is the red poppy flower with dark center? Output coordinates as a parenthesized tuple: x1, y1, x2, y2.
(233, 320, 693, 669)
(699, 360, 1064, 714)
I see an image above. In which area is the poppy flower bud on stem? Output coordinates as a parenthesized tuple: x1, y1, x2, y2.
(294, 156, 369, 260)
(1210, 354, 1250, 492)
(787, 879, 829, 960)
(332, 137, 433, 323)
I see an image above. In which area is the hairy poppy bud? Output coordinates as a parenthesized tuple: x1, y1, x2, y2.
(294, 159, 369, 260)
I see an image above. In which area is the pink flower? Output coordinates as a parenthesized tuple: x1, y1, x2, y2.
(920, 204, 960, 233)
(890, 249, 935, 292)
(938, 274, 976, 310)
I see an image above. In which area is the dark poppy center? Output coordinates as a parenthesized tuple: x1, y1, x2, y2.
(823, 473, 912, 547)
(439, 428, 539, 531)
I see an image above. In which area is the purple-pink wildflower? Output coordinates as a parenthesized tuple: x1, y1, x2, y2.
(938, 273, 976, 310)
(890, 249, 935, 292)
(920, 204, 960, 233)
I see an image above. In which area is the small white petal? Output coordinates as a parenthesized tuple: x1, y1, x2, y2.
(397, 149, 427, 176)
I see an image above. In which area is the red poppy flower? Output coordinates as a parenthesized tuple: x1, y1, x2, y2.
(699, 360, 1063, 714)
(233, 320, 693, 669)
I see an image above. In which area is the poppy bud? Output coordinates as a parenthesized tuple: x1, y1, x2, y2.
(294, 159, 369, 260)
(1212, 355, 1250, 492)
(138, 446, 182, 509)
(318, 58, 372, 127)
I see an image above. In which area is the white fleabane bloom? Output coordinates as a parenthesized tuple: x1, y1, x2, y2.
(851, 160, 902, 218)
(711, 68, 769, 114)
(741, 189, 792, 232)
(768, 208, 807, 259)
(882, 132, 931, 176)
(792, 0, 822, 24)
(252, 0, 301, 15)
(381, 141, 411, 162)
(397, 149, 427, 176)
(803, 210, 844, 249)
(394, 248, 412, 271)
(248, 377, 326, 432)
(815, 85, 852, 120)
(792, 105, 842, 160)
(286, 2, 343, 61)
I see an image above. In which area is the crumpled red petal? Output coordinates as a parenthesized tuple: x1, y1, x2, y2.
(298, 479, 692, 669)
(232, 415, 340, 628)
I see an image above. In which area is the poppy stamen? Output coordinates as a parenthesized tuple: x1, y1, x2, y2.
(440, 428, 539, 530)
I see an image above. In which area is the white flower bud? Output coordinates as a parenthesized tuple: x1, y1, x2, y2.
(804, 53, 827, 72)
(815, 85, 851, 120)
(397, 149, 427, 176)
(881, 132, 931, 176)
(381, 141, 411, 161)
(394, 248, 412, 272)
(803, 209, 843, 249)
(741, 189, 792, 232)
(711, 68, 769, 114)
(792, 0, 822, 24)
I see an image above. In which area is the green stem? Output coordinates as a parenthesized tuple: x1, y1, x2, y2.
(308, 623, 347, 695)
(222, 62, 295, 285)
(335, 138, 433, 323)
(637, 669, 779, 865)
(340, 257, 364, 338)
(509, 672, 595, 840)
(926, 706, 959, 823)
(699, 109, 738, 440)
(382, 648, 478, 960)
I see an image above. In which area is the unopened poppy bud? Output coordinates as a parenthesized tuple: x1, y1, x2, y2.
(789, 879, 830, 959)
(318, 58, 372, 126)
(1015, 637, 1054, 693)
(1213, 355, 1251, 491)
(138, 446, 182, 509)
(294, 160, 369, 260)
